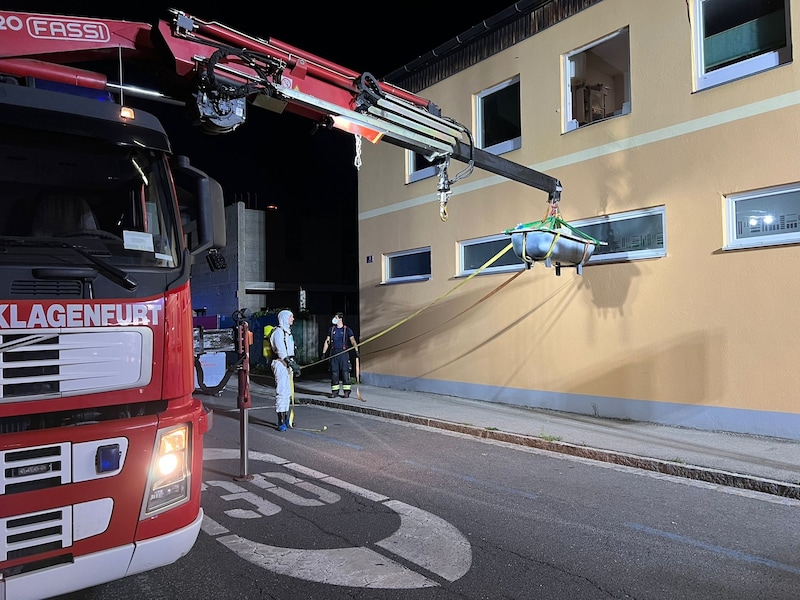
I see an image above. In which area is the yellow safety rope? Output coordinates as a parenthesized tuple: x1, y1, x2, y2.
(263, 241, 518, 426)
(356, 241, 513, 351)
(288, 374, 294, 427)
(303, 241, 515, 371)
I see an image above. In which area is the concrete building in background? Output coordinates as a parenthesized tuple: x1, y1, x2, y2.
(190, 203, 266, 322)
(356, 0, 800, 439)
(190, 202, 355, 365)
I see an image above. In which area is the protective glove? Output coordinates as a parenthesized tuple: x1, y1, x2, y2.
(285, 357, 302, 377)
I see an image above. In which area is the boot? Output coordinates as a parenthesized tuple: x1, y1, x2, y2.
(283, 411, 291, 429)
(343, 390, 351, 398)
(277, 412, 287, 432)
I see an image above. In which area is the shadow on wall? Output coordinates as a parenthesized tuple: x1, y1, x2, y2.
(562, 328, 720, 417)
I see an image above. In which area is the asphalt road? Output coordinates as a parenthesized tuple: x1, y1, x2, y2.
(57, 401, 800, 600)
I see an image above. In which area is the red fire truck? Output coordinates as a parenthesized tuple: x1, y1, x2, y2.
(0, 11, 226, 600)
(0, 8, 566, 598)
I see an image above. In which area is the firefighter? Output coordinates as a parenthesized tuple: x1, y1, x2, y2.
(322, 312, 359, 398)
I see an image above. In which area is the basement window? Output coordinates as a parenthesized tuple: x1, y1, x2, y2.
(564, 27, 631, 132)
(458, 234, 525, 276)
(383, 247, 431, 283)
(724, 183, 800, 250)
(571, 206, 666, 264)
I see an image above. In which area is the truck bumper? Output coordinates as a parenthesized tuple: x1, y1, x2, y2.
(2, 509, 203, 600)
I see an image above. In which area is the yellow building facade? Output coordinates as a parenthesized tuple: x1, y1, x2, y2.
(356, 0, 800, 439)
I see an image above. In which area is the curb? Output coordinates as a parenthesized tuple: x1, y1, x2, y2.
(299, 397, 800, 501)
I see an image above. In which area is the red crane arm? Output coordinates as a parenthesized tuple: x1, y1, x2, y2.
(0, 8, 562, 213)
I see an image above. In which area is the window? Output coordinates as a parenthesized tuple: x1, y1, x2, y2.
(407, 150, 436, 184)
(724, 183, 800, 250)
(458, 235, 525, 276)
(475, 76, 521, 154)
(693, 0, 791, 90)
(2, 124, 182, 269)
(564, 27, 631, 132)
(384, 247, 431, 283)
(571, 206, 666, 264)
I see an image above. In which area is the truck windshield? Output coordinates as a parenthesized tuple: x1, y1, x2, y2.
(0, 125, 181, 269)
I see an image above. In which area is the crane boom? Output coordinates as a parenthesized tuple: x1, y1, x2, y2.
(0, 8, 563, 215)
(157, 11, 563, 213)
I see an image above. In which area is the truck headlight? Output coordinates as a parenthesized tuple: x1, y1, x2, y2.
(144, 424, 191, 515)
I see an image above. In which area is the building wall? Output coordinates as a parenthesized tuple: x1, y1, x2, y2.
(239, 203, 267, 314)
(357, 0, 800, 439)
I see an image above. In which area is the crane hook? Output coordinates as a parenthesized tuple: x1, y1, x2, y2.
(436, 160, 451, 222)
(439, 192, 449, 222)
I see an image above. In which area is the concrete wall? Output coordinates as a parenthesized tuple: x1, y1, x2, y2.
(356, 0, 800, 439)
(189, 202, 265, 323)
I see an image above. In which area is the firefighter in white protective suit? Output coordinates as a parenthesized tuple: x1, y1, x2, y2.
(270, 309, 301, 431)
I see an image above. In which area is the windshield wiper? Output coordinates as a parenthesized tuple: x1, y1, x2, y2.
(0, 238, 138, 291)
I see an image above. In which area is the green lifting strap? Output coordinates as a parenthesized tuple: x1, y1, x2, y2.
(503, 215, 605, 246)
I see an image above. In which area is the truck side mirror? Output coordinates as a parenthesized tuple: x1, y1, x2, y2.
(171, 155, 226, 256)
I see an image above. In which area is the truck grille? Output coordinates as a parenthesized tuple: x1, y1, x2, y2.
(0, 443, 70, 495)
(1, 443, 71, 559)
(0, 327, 153, 401)
(1, 439, 126, 560)
(1, 506, 71, 561)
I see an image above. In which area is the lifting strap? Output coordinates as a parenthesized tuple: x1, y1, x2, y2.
(504, 199, 605, 266)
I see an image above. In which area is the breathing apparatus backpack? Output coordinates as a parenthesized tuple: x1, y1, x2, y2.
(263, 325, 277, 360)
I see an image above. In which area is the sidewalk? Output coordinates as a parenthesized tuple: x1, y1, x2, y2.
(240, 375, 800, 500)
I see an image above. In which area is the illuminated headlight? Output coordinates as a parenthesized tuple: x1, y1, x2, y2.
(144, 424, 191, 515)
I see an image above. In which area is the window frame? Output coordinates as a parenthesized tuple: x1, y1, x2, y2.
(406, 150, 437, 184)
(474, 75, 522, 155)
(563, 27, 631, 132)
(724, 182, 800, 250)
(457, 234, 526, 277)
(692, 0, 792, 91)
(383, 246, 432, 284)
(571, 206, 667, 264)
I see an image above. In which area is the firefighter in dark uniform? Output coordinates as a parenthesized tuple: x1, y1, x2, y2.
(322, 312, 358, 398)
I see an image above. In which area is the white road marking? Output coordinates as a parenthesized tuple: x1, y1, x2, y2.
(218, 534, 438, 588)
(201, 515, 229, 536)
(250, 473, 326, 506)
(377, 500, 471, 582)
(203, 447, 472, 588)
(206, 480, 282, 517)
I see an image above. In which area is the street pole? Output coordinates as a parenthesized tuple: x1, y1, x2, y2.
(234, 313, 253, 481)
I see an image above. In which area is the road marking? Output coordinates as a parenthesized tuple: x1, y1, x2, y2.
(250, 473, 334, 506)
(376, 500, 471, 582)
(206, 480, 282, 517)
(203, 447, 472, 588)
(216, 534, 438, 588)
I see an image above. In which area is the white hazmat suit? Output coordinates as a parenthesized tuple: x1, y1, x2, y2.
(269, 309, 297, 430)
